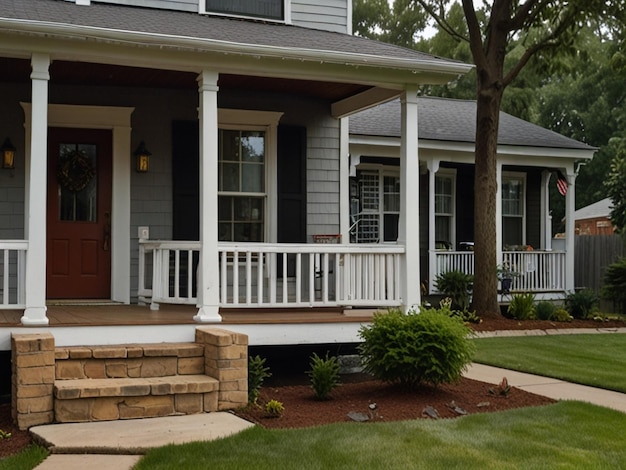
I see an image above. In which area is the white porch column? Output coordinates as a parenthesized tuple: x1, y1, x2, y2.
(339, 117, 350, 242)
(495, 161, 503, 267)
(541, 171, 552, 251)
(427, 159, 440, 294)
(398, 88, 420, 311)
(21, 53, 50, 325)
(564, 169, 576, 291)
(194, 70, 222, 322)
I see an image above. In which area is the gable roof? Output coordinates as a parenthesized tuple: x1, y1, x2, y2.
(0, 0, 469, 78)
(574, 198, 613, 221)
(350, 97, 595, 151)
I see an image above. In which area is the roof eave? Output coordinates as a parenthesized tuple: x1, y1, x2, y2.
(0, 18, 473, 80)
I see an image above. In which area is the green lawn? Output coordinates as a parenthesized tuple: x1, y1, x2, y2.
(134, 402, 626, 469)
(472, 333, 626, 392)
(0, 445, 48, 470)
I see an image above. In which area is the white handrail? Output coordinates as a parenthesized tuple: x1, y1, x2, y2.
(431, 249, 567, 294)
(139, 241, 405, 309)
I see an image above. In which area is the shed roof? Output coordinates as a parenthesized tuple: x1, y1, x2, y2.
(574, 198, 613, 221)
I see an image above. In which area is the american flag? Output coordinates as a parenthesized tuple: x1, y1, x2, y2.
(556, 171, 568, 196)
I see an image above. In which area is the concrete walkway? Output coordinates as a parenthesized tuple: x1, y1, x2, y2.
(31, 412, 254, 470)
(29, 326, 626, 470)
(464, 363, 626, 413)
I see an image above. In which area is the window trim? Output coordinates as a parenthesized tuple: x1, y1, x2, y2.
(217, 109, 283, 243)
(501, 171, 526, 247)
(199, 0, 291, 24)
(434, 168, 456, 250)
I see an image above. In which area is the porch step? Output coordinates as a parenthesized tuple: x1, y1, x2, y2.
(53, 375, 219, 423)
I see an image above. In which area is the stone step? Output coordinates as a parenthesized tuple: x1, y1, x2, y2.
(54, 342, 206, 380)
(53, 375, 220, 423)
(54, 375, 219, 399)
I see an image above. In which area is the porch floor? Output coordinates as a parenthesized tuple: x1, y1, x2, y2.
(0, 303, 376, 327)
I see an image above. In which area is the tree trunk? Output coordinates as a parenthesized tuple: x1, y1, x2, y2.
(472, 88, 503, 317)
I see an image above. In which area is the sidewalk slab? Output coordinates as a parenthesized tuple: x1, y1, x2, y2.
(30, 412, 254, 455)
(35, 454, 141, 470)
(465, 363, 626, 413)
(473, 327, 626, 338)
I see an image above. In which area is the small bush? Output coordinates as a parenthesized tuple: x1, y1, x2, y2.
(307, 352, 341, 400)
(358, 308, 475, 388)
(434, 270, 473, 312)
(601, 258, 626, 314)
(248, 355, 271, 404)
(553, 308, 573, 322)
(534, 301, 556, 321)
(565, 289, 599, 319)
(506, 293, 536, 320)
(264, 399, 284, 417)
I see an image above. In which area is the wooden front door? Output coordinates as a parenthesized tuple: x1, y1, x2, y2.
(47, 128, 112, 299)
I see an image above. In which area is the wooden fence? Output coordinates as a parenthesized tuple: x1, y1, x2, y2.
(574, 234, 624, 294)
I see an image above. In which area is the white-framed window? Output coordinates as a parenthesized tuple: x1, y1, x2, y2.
(200, 0, 287, 22)
(435, 170, 456, 249)
(502, 172, 526, 247)
(217, 109, 282, 243)
(351, 167, 399, 243)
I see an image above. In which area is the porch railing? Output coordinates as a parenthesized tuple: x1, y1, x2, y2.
(139, 241, 405, 309)
(0, 241, 28, 309)
(431, 250, 567, 294)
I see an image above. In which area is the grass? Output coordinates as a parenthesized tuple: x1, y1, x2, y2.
(0, 445, 48, 470)
(472, 334, 626, 392)
(134, 401, 626, 469)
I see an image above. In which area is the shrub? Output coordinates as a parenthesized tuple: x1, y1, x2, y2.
(358, 308, 475, 388)
(264, 399, 284, 417)
(565, 289, 599, 319)
(553, 308, 573, 322)
(434, 270, 474, 312)
(601, 258, 626, 314)
(307, 352, 341, 400)
(534, 300, 557, 321)
(248, 355, 271, 404)
(506, 293, 536, 320)
(439, 298, 481, 324)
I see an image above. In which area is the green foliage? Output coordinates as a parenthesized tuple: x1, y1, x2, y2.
(601, 258, 626, 314)
(439, 298, 481, 324)
(248, 355, 271, 404)
(307, 352, 341, 400)
(358, 308, 475, 388)
(506, 293, 536, 320)
(434, 270, 473, 312)
(0, 429, 11, 440)
(565, 289, 599, 319)
(264, 399, 284, 418)
(0, 444, 49, 470)
(534, 301, 557, 321)
(553, 308, 573, 322)
(605, 145, 626, 233)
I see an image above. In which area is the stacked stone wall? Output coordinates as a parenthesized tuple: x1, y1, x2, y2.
(11, 328, 248, 430)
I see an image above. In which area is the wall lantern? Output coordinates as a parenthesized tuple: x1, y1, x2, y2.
(1, 138, 16, 170)
(134, 141, 151, 173)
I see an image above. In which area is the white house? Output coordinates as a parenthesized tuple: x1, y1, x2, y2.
(0, 0, 592, 352)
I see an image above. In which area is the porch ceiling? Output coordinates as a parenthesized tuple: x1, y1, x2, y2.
(0, 57, 371, 101)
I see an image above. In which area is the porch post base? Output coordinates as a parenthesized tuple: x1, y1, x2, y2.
(194, 306, 222, 323)
(21, 307, 49, 326)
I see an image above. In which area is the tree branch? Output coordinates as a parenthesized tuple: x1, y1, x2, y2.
(413, 0, 469, 42)
(461, 0, 488, 70)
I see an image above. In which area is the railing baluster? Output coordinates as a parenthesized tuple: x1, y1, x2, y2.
(295, 253, 302, 304)
(282, 251, 288, 304)
(246, 251, 252, 305)
(257, 251, 264, 305)
(220, 250, 227, 305)
(2, 249, 8, 305)
(233, 250, 239, 305)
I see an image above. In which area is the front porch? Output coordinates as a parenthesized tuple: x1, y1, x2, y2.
(0, 303, 376, 351)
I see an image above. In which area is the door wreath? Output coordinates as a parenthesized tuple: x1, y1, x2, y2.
(57, 149, 95, 192)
